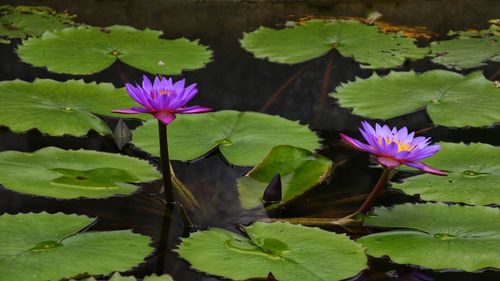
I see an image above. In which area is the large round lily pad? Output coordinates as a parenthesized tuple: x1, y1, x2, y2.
(132, 111, 321, 166)
(176, 221, 367, 281)
(241, 19, 428, 69)
(0, 212, 153, 281)
(359, 203, 500, 272)
(430, 24, 499, 69)
(394, 142, 500, 205)
(0, 79, 148, 136)
(17, 25, 212, 75)
(0, 147, 160, 199)
(0, 5, 75, 40)
(332, 70, 500, 127)
(237, 145, 333, 208)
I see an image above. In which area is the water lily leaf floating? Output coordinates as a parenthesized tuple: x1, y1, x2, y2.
(0, 147, 160, 199)
(0, 79, 147, 136)
(0, 5, 75, 41)
(17, 25, 212, 75)
(333, 70, 500, 127)
(132, 111, 321, 166)
(394, 142, 500, 205)
(177, 222, 367, 281)
(241, 19, 428, 69)
(430, 22, 499, 69)
(79, 273, 174, 281)
(0, 212, 153, 281)
(237, 145, 333, 209)
(359, 203, 500, 272)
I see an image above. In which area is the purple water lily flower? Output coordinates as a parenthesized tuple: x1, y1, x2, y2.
(113, 75, 212, 124)
(340, 121, 446, 176)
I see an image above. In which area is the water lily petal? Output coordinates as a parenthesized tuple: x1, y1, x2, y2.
(377, 156, 401, 168)
(405, 161, 447, 176)
(340, 133, 374, 153)
(177, 106, 213, 114)
(154, 112, 176, 125)
(112, 107, 150, 114)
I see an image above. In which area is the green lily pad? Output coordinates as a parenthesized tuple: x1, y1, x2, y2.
(0, 147, 160, 199)
(430, 24, 499, 69)
(332, 70, 500, 127)
(237, 145, 333, 208)
(17, 25, 212, 75)
(0, 5, 75, 40)
(0, 79, 147, 136)
(394, 142, 500, 205)
(359, 203, 500, 272)
(241, 19, 428, 69)
(132, 111, 321, 166)
(105, 273, 173, 281)
(176, 221, 367, 281)
(0, 212, 153, 281)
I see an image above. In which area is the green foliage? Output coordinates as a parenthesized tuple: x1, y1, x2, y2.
(132, 111, 321, 166)
(237, 145, 333, 208)
(395, 142, 500, 205)
(17, 25, 212, 75)
(0, 5, 75, 40)
(359, 203, 500, 272)
(0, 79, 147, 136)
(431, 23, 499, 69)
(176, 222, 367, 281)
(0, 212, 153, 281)
(241, 19, 428, 68)
(333, 70, 500, 127)
(0, 147, 160, 199)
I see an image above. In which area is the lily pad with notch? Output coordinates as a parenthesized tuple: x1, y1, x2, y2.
(394, 142, 500, 205)
(0, 212, 153, 281)
(176, 221, 367, 281)
(132, 111, 321, 166)
(237, 145, 333, 209)
(0, 147, 160, 199)
(241, 19, 428, 69)
(359, 203, 500, 272)
(0, 79, 148, 136)
(332, 70, 500, 128)
(17, 25, 212, 75)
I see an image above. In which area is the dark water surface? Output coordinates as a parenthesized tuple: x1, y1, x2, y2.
(0, 0, 499, 280)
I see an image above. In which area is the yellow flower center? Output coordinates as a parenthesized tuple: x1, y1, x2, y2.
(378, 137, 415, 152)
(158, 89, 172, 96)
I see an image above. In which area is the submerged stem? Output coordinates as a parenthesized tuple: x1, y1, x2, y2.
(346, 167, 394, 218)
(158, 121, 174, 203)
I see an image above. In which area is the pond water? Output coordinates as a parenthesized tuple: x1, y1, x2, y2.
(0, 0, 499, 280)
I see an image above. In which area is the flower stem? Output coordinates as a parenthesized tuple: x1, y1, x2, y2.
(158, 120, 174, 204)
(346, 167, 394, 218)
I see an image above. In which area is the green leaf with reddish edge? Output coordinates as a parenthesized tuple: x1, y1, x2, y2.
(131, 111, 321, 166)
(0, 79, 148, 136)
(176, 222, 367, 281)
(0, 147, 160, 199)
(237, 145, 333, 208)
(0, 212, 153, 281)
(394, 142, 500, 205)
(332, 70, 500, 127)
(359, 203, 500, 272)
(17, 25, 212, 75)
(241, 19, 428, 69)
